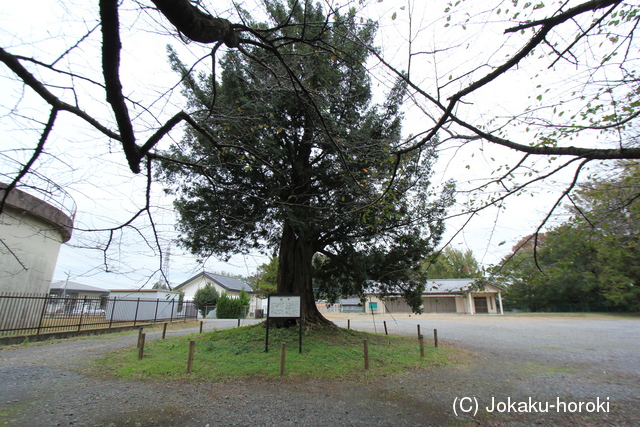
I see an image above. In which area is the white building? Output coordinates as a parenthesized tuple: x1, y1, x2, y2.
(175, 272, 261, 317)
(365, 279, 505, 315)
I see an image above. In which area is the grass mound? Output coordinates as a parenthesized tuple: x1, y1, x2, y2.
(96, 323, 452, 381)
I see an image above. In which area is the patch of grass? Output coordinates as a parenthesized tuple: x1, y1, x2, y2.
(96, 323, 453, 381)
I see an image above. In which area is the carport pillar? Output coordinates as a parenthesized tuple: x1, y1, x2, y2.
(468, 293, 475, 315)
(497, 292, 504, 315)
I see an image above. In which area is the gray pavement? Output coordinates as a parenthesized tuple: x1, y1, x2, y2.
(0, 313, 638, 426)
(327, 313, 640, 377)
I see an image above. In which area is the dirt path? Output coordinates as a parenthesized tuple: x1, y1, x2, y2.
(0, 314, 638, 426)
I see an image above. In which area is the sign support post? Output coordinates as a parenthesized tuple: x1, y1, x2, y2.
(265, 294, 303, 354)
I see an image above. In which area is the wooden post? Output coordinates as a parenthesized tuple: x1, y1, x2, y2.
(162, 322, 168, 339)
(137, 327, 144, 349)
(133, 298, 140, 326)
(187, 340, 196, 373)
(347, 319, 350, 330)
(237, 319, 240, 328)
(138, 333, 145, 360)
(200, 320, 204, 334)
(419, 335, 424, 358)
(383, 320, 388, 336)
(280, 343, 286, 376)
(434, 328, 438, 348)
(417, 324, 421, 339)
(363, 339, 369, 370)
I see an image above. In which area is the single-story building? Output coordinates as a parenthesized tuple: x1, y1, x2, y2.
(49, 281, 110, 299)
(107, 289, 185, 321)
(108, 289, 180, 301)
(48, 281, 110, 314)
(365, 279, 505, 315)
(174, 272, 261, 317)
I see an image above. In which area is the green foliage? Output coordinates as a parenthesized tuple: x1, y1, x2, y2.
(159, 0, 454, 316)
(498, 161, 640, 311)
(238, 289, 251, 306)
(423, 247, 483, 279)
(151, 281, 168, 290)
(177, 290, 184, 312)
(253, 256, 278, 297)
(216, 292, 244, 319)
(192, 284, 219, 311)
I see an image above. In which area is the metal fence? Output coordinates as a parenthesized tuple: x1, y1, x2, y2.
(0, 292, 198, 337)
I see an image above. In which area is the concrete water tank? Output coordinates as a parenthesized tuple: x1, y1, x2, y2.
(0, 182, 75, 294)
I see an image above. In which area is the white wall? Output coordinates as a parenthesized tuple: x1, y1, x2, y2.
(0, 207, 66, 294)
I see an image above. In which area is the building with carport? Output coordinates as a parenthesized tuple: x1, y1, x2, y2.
(365, 279, 505, 315)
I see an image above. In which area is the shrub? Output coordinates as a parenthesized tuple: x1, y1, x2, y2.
(193, 284, 219, 317)
(216, 292, 244, 319)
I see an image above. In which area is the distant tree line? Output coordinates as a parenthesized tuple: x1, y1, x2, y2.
(494, 162, 640, 312)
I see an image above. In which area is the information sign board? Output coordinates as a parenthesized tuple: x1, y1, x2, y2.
(265, 293, 303, 353)
(268, 295, 301, 318)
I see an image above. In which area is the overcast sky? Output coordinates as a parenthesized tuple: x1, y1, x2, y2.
(1, 0, 589, 290)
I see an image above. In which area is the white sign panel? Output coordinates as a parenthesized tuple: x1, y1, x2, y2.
(269, 295, 301, 318)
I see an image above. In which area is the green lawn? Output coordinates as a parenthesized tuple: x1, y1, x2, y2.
(96, 323, 453, 381)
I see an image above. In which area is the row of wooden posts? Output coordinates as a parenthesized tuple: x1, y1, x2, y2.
(345, 319, 439, 349)
(136, 320, 439, 376)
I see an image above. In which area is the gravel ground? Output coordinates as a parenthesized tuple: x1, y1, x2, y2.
(0, 314, 638, 427)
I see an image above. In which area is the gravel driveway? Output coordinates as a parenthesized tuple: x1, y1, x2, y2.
(0, 314, 638, 426)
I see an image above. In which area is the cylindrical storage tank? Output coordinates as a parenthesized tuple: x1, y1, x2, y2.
(0, 183, 74, 294)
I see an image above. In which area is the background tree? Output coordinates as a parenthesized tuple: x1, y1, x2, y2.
(496, 161, 640, 311)
(215, 291, 250, 319)
(422, 248, 483, 279)
(151, 280, 169, 290)
(158, 1, 454, 323)
(497, 226, 602, 311)
(252, 256, 279, 298)
(570, 161, 640, 309)
(3, 0, 640, 291)
(193, 283, 220, 316)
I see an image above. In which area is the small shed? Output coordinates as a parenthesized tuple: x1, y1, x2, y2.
(49, 281, 110, 299)
(47, 281, 110, 314)
(338, 298, 364, 313)
(107, 289, 183, 321)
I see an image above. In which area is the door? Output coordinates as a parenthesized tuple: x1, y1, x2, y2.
(474, 297, 489, 314)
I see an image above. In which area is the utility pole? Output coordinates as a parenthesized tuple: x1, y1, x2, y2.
(62, 271, 71, 314)
(62, 271, 70, 298)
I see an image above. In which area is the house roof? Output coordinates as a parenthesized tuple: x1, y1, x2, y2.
(339, 297, 362, 306)
(50, 281, 110, 295)
(424, 278, 506, 294)
(176, 272, 255, 294)
(108, 289, 181, 300)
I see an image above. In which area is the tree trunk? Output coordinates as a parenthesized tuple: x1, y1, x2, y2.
(274, 222, 333, 327)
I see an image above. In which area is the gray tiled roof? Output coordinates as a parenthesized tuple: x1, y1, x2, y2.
(49, 281, 110, 295)
(423, 279, 505, 294)
(206, 272, 254, 293)
(176, 272, 254, 293)
(338, 297, 362, 306)
(423, 279, 477, 294)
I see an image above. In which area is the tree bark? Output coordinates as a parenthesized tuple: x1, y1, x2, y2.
(275, 222, 333, 327)
(150, 0, 240, 47)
